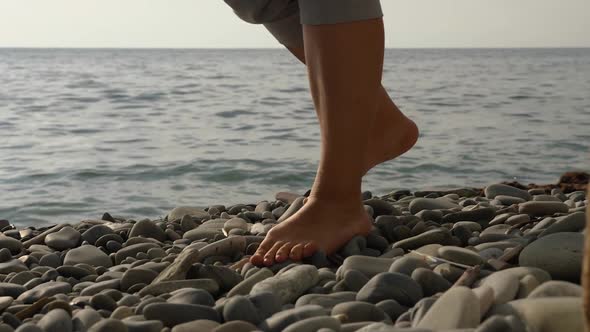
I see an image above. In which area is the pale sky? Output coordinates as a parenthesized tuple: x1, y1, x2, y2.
(1, 0, 589, 48)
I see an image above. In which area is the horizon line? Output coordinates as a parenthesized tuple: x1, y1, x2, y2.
(1, 46, 590, 50)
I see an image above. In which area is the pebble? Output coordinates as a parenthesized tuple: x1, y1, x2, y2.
(259, 305, 328, 332)
(527, 280, 583, 298)
(64, 245, 112, 268)
(143, 303, 220, 327)
(152, 244, 200, 283)
(210, 321, 257, 332)
(87, 319, 127, 332)
(337, 256, 395, 279)
(356, 272, 423, 306)
(168, 206, 209, 222)
(222, 295, 260, 324)
(417, 286, 480, 329)
(17, 281, 72, 304)
(0, 235, 23, 255)
(538, 211, 585, 236)
(489, 297, 583, 332)
(331, 301, 387, 323)
(129, 220, 167, 242)
(167, 288, 215, 306)
(44, 226, 80, 250)
(518, 232, 583, 281)
(250, 264, 319, 304)
(408, 198, 460, 214)
(392, 228, 452, 250)
(138, 279, 219, 297)
(438, 246, 485, 266)
(171, 320, 219, 332)
(484, 184, 532, 201)
(121, 268, 159, 291)
(387, 255, 430, 276)
(411, 267, 452, 296)
(518, 201, 569, 216)
(124, 320, 163, 332)
(283, 316, 341, 332)
(37, 309, 72, 332)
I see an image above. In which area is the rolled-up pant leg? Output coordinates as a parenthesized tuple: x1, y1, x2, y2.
(224, 0, 383, 49)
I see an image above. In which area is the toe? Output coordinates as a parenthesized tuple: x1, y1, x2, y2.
(302, 241, 319, 258)
(250, 239, 274, 266)
(289, 243, 305, 261)
(263, 241, 285, 266)
(275, 242, 295, 263)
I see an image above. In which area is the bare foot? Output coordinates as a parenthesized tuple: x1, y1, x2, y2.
(250, 196, 372, 266)
(363, 103, 419, 175)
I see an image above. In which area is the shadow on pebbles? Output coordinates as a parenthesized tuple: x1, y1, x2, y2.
(0, 183, 586, 332)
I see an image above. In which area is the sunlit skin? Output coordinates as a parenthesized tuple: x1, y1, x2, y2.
(250, 18, 419, 267)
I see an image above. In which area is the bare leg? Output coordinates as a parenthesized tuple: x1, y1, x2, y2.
(251, 18, 385, 266)
(286, 47, 419, 176)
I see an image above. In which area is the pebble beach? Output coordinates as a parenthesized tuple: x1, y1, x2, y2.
(0, 179, 587, 332)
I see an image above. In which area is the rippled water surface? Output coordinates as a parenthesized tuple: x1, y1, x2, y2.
(1, 48, 589, 225)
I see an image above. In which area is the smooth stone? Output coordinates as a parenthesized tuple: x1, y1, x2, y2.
(0, 260, 27, 274)
(0, 235, 22, 255)
(139, 279, 218, 296)
(14, 323, 42, 332)
(441, 207, 496, 223)
(518, 232, 583, 281)
(495, 195, 526, 205)
(210, 321, 258, 332)
(409, 198, 460, 214)
(337, 256, 395, 279)
(505, 214, 531, 226)
(197, 236, 246, 262)
(64, 245, 112, 268)
(167, 288, 215, 306)
(249, 291, 282, 320)
(411, 268, 452, 296)
(222, 218, 249, 235)
(72, 308, 102, 329)
(489, 297, 583, 332)
(527, 280, 583, 298)
(438, 246, 484, 266)
(80, 279, 121, 296)
(484, 184, 531, 201)
(453, 221, 482, 232)
(250, 265, 319, 304)
(343, 269, 370, 291)
(114, 243, 159, 264)
(56, 266, 90, 279)
(37, 309, 72, 332)
(123, 320, 163, 332)
(533, 194, 562, 202)
(331, 301, 387, 323)
(392, 229, 452, 251)
(283, 316, 341, 332)
(44, 227, 80, 250)
(17, 281, 72, 304)
(388, 255, 430, 276)
(168, 206, 208, 222)
(538, 212, 585, 237)
(90, 293, 117, 311)
(295, 292, 357, 309)
(0, 248, 11, 263)
(473, 285, 495, 318)
(0, 297, 13, 312)
(121, 268, 158, 291)
(363, 198, 401, 216)
(81, 225, 114, 245)
(479, 272, 519, 305)
(0, 283, 26, 298)
(516, 274, 540, 298)
(171, 320, 219, 332)
(375, 299, 406, 321)
(227, 267, 273, 297)
(128, 220, 166, 242)
(518, 201, 568, 216)
(477, 248, 504, 261)
(356, 272, 423, 306)
(188, 264, 242, 292)
(223, 295, 259, 324)
(87, 319, 127, 332)
(143, 303, 219, 327)
(476, 315, 513, 332)
(417, 286, 480, 329)
(474, 267, 552, 304)
(182, 219, 226, 241)
(152, 244, 200, 283)
(356, 322, 430, 331)
(8, 271, 37, 285)
(260, 305, 328, 332)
